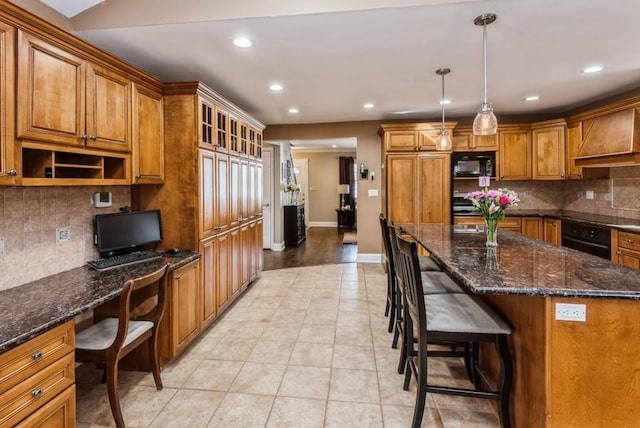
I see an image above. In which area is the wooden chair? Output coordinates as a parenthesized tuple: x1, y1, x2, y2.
(75, 264, 169, 428)
(395, 231, 513, 428)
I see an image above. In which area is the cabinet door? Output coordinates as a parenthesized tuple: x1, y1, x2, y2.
(241, 224, 251, 287)
(85, 64, 130, 152)
(132, 84, 164, 184)
(198, 97, 215, 150)
(543, 218, 562, 245)
(199, 150, 216, 238)
(230, 228, 242, 296)
(385, 131, 419, 152)
(229, 115, 239, 154)
(171, 260, 200, 352)
(248, 161, 257, 219)
(255, 218, 264, 272)
(240, 123, 248, 155)
(521, 217, 543, 239)
(256, 130, 263, 159)
(498, 130, 531, 180)
(240, 159, 249, 222)
(229, 156, 241, 228)
(216, 106, 229, 152)
(386, 154, 417, 224)
(248, 221, 258, 281)
(17, 31, 86, 147)
(14, 385, 75, 428)
(566, 122, 583, 180)
(216, 154, 230, 232)
(533, 125, 566, 180)
(216, 232, 231, 311)
(452, 129, 472, 152)
(0, 22, 17, 185)
(255, 163, 263, 217)
(200, 237, 216, 327)
(417, 153, 450, 225)
(617, 249, 640, 269)
(473, 134, 499, 151)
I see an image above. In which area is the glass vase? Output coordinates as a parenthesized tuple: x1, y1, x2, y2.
(485, 218, 498, 248)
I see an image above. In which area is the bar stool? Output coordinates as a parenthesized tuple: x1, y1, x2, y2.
(395, 232, 513, 428)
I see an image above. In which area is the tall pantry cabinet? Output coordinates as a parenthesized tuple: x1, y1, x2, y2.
(133, 82, 264, 341)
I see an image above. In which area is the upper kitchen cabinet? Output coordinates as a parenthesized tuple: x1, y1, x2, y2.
(131, 83, 164, 184)
(452, 127, 498, 151)
(0, 22, 17, 185)
(532, 119, 566, 180)
(566, 122, 583, 179)
(380, 123, 457, 152)
(17, 30, 131, 152)
(498, 125, 532, 180)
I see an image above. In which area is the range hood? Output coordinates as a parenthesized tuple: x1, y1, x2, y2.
(574, 108, 640, 167)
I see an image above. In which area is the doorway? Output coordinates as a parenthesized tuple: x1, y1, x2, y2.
(262, 147, 274, 249)
(293, 158, 309, 227)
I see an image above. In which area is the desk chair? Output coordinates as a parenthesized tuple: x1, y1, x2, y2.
(395, 232, 513, 428)
(76, 264, 169, 428)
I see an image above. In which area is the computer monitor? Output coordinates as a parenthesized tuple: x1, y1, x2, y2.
(95, 210, 163, 256)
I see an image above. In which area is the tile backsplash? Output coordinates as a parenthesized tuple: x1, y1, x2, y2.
(0, 186, 130, 291)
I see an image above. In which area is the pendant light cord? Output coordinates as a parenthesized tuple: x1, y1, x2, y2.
(441, 73, 446, 128)
(482, 21, 488, 106)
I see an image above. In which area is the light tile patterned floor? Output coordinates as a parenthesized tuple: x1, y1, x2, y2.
(76, 263, 500, 427)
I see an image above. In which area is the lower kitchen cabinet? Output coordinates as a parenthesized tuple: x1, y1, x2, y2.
(543, 218, 562, 245)
(613, 230, 640, 268)
(215, 232, 231, 313)
(200, 237, 216, 327)
(160, 259, 200, 363)
(521, 217, 543, 239)
(15, 385, 75, 428)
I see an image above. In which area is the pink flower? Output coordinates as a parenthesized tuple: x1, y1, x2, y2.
(499, 195, 510, 205)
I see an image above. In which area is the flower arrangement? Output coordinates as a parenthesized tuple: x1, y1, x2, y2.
(284, 182, 301, 193)
(283, 182, 301, 204)
(465, 187, 520, 247)
(464, 187, 520, 221)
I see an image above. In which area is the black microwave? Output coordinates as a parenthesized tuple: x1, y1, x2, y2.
(452, 152, 495, 178)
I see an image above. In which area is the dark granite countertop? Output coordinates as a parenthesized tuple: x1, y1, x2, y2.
(0, 252, 200, 354)
(402, 225, 640, 300)
(456, 210, 640, 232)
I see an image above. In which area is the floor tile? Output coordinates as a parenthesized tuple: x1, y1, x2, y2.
(332, 344, 376, 370)
(247, 339, 295, 364)
(266, 397, 326, 428)
(183, 360, 244, 391)
(260, 322, 302, 341)
(335, 324, 373, 346)
(438, 408, 500, 427)
(222, 321, 268, 339)
(382, 404, 443, 428)
(336, 310, 371, 326)
(229, 362, 287, 395)
(289, 342, 334, 367)
(207, 393, 274, 428)
(329, 368, 380, 403)
(149, 389, 224, 428)
(297, 324, 336, 344)
(278, 365, 331, 399)
(304, 309, 338, 325)
(325, 401, 383, 428)
(206, 337, 257, 361)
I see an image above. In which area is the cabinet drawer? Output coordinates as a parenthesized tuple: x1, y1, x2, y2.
(618, 231, 640, 252)
(14, 385, 75, 428)
(0, 321, 74, 395)
(0, 352, 74, 426)
(499, 217, 521, 229)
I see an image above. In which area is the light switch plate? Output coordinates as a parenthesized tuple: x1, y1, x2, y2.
(368, 189, 379, 197)
(586, 190, 595, 200)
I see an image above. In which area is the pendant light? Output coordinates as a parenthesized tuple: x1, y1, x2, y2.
(473, 13, 498, 136)
(435, 68, 452, 151)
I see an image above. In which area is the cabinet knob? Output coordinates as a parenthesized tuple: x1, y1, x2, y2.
(616, 250, 622, 255)
(7, 169, 18, 176)
(80, 134, 89, 140)
(31, 351, 43, 361)
(90, 135, 97, 141)
(626, 239, 634, 244)
(31, 388, 43, 399)
(175, 274, 182, 280)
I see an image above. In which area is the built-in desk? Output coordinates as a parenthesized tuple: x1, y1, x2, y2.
(401, 225, 640, 428)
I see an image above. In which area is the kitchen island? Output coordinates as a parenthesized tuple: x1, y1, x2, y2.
(401, 224, 640, 428)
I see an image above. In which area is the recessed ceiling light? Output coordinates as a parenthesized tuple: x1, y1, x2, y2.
(288, 108, 299, 114)
(363, 103, 374, 109)
(439, 99, 451, 105)
(331, 144, 337, 148)
(269, 83, 283, 91)
(233, 37, 252, 48)
(583, 65, 604, 74)
(525, 95, 540, 101)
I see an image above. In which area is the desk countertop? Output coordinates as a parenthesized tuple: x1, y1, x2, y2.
(0, 252, 200, 353)
(401, 225, 640, 300)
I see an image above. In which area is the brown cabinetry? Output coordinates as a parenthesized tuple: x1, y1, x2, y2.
(532, 120, 567, 180)
(17, 30, 130, 152)
(521, 217, 543, 239)
(566, 122, 583, 180)
(386, 153, 450, 226)
(452, 127, 498, 151)
(160, 260, 200, 362)
(543, 218, 562, 245)
(132, 83, 164, 184)
(380, 123, 457, 153)
(0, 22, 17, 185)
(613, 230, 640, 268)
(0, 321, 75, 427)
(498, 126, 531, 180)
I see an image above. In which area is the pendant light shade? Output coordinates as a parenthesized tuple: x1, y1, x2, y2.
(435, 68, 452, 151)
(473, 13, 498, 136)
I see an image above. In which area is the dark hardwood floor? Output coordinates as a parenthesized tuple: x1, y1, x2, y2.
(263, 227, 357, 270)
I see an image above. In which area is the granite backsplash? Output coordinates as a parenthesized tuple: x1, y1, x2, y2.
(0, 186, 131, 291)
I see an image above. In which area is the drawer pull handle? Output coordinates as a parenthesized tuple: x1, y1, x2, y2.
(175, 274, 182, 280)
(626, 239, 634, 244)
(31, 351, 43, 361)
(31, 388, 43, 399)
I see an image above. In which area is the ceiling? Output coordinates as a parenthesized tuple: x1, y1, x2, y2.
(19, 0, 640, 127)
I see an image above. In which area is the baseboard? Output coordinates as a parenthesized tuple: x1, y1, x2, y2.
(357, 253, 383, 263)
(270, 242, 285, 251)
(308, 221, 337, 228)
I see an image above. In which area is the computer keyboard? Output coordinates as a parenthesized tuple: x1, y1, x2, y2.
(87, 251, 163, 271)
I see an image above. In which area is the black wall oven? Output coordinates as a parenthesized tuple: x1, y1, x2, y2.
(561, 220, 611, 260)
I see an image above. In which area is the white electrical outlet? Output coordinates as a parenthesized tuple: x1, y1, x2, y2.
(0, 237, 5, 255)
(555, 303, 586, 322)
(585, 190, 595, 200)
(56, 226, 71, 243)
